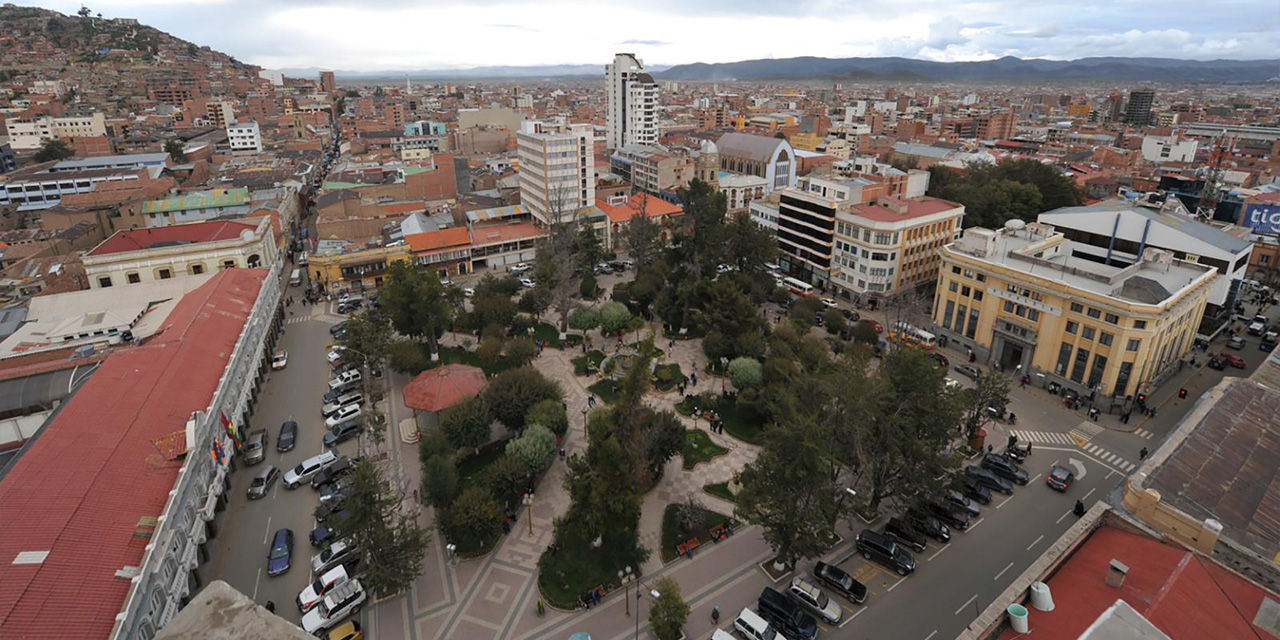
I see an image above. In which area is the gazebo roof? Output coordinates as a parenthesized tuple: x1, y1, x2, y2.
(403, 363, 487, 413)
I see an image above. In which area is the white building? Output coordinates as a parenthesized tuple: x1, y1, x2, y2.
(83, 217, 277, 289)
(719, 173, 768, 213)
(4, 112, 106, 150)
(227, 121, 262, 152)
(258, 69, 285, 86)
(517, 118, 595, 225)
(29, 80, 68, 97)
(1140, 135, 1199, 164)
(605, 53, 659, 150)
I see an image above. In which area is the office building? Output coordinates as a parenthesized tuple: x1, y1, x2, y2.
(1124, 89, 1155, 126)
(226, 121, 262, 152)
(517, 118, 595, 225)
(610, 144, 690, 194)
(832, 195, 965, 301)
(605, 53, 659, 150)
(319, 70, 336, 93)
(4, 112, 107, 150)
(1140, 134, 1198, 163)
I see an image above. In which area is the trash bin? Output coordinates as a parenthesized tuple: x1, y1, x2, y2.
(1029, 581, 1055, 612)
(1007, 603, 1029, 633)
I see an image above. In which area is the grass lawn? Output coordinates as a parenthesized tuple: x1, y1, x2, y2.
(537, 520, 640, 609)
(571, 350, 606, 376)
(675, 395, 764, 445)
(651, 363, 685, 391)
(682, 429, 728, 470)
(532, 322, 561, 348)
(587, 379, 621, 404)
(456, 438, 511, 490)
(427, 346, 515, 377)
(660, 503, 732, 563)
(703, 481, 739, 504)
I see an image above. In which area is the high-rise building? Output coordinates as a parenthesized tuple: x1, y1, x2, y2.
(605, 53, 659, 150)
(517, 118, 595, 225)
(319, 70, 336, 93)
(1124, 89, 1155, 126)
(205, 100, 235, 128)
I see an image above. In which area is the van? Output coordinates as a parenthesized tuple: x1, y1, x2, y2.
(284, 450, 338, 488)
(758, 587, 818, 639)
(733, 607, 783, 640)
(290, 268, 302, 287)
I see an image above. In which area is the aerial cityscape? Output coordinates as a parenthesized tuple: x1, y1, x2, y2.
(0, 3, 1279, 640)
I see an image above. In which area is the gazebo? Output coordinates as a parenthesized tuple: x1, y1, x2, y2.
(403, 364, 488, 431)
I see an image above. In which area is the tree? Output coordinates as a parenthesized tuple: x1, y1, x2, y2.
(824, 308, 847, 335)
(724, 212, 779, 275)
(505, 424, 557, 476)
(625, 204, 662, 267)
(928, 159, 1082, 229)
(485, 455, 531, 506)
(728, 357, 763, 389)
(505, 337, 539, 367)
(678, 495, 707, 532)
(598, 300, 632, 335)
(440, 397, 491, 452)
(534, 185, 587, 338)
(34, 139, 73, 163)
(477, 336, 504, 365)
(568, 305, 601, 331)
(525, 398, 569, 437)
(851, 320, 879, 345)
(665, 179, 729, 329)
(335, 308, 392, 371)
(421, 454, 459, 509)
(163, 139, 186, 163)
(575, 222, 606, 273)
(381, 262, 455, 360)
(562, 412, 645, 553)
(649, 576, 690, 640)
(444, 487, 502, 550)
(470, 292, 518, 330)
(329, 460, 430, 598)
(697, 279, 768, 361)
(959, 368, 1011, 439)
(483, 367, 563, 431)
(579, 272, 599, 299)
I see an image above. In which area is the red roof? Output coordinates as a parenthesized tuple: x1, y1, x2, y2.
(87, 220, 257, 257)
(996, 525, 1273, 640)
(406, 227, 471, 253)
(849, 197, 961, 223)
(0, 269, 266, 640)
(596, 194, 684, 224)
(469, 221, 545, 246)
(403, 364, 487, 413)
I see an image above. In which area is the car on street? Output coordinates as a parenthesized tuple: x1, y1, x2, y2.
(315, 501, 350, 524)
(325, 404, 362, 428)
(758, 586, 818, 639)
(981, 453, 1030, 485)
(926, 501, 971, 530)
(463, 288, 475, 298)
(732, 608, 779, 640)
(903, 508, 950, 543)
(787, 576, 843, 624)
(312, 540, 359, 574)
(812, 561, 867, 604)
(883, 517, 927, 553)
(267, 528, 294, 576)
(327, 348, 346, 366)
(277, 420, 297, 453)
(312, 456, 358, 489)
(964, 465, 1014, 495)
(301, 580, 367, 635)
(519, 278, 536, 288)
(860, 319, 883, 333)
(1208, 356, 1227, 370)
(271, 350, 288, 370)
(1228, 336, 1246, 350)
(1046, 464, 1075, 492)
(324, 420, 364, 447)
(242, 429, 268, 465)
(1220, 353, 1247, 369)
(1262, 332, 1277, 352)
(247, 465, 279, 499)
(840, 308, 860, 322)
(820, 298, 837, 309)
(299, 565, 349, 613)
(945, 489, 981, 517)
(329, 322, 348, 336)
(1003, 444, 1030, 464)
(953, 364, 982, 379)
(319, 480, 353, 504)
(325, 620, 363, 640)
(322, 392, 365, 417)
(856, 529, 916, 576)
(508, 262, 531, 274)
(284, 450, 338, 489)
(953, 475, 993, 505)
(932, 352, 950, 367)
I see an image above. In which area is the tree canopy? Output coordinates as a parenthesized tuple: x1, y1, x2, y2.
(928, 159, 1083, 229)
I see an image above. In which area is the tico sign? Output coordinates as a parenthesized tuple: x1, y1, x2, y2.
(1247, 204, 1280, 235)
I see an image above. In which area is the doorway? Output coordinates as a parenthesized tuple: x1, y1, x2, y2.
(999, 341, 1025, 372)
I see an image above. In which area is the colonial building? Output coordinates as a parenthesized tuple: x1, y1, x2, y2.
(82, 217, 277, 289)
(714, 132, 796, 194)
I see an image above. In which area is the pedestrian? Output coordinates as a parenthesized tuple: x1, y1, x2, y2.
(1121, 411, 1131, 424)
(265, 601, 275, 613)
(987, 444, 994, 454)
(691, 373, 697, 387)
(1008, 434, 1017, 449)
(1020, 376, 1027, 389)
(1139, 447, 1149, 461)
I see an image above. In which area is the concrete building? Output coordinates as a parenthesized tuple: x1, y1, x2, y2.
(205, 100, 235, 129)
(1140, 134, 1198, 163)
(139, 187, 252, 227)
(4, 112, 107, 150)
(718, 172, 768, 213)
(1124, 89, 1156, 126)
(516, 118, 595, 225)
(831, 195, 965, 301)
(226, 121, 262, 152)
(610, 144, 689, 195)
(605, 53, 658, 150)
(82, 218, 277, 289)
(715, 132, 796, 194)
(257, 69, 284, 86)
(933, 221, 1215, 405)
(319, 70, 336, 93)
(1, 154, 169, 208)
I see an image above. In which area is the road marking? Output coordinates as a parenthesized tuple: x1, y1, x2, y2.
(263, 516, 272, 544)
(885, 576, 907, 592)
(1068, 432, 1090, 447)
(1134, 428, 1154, 439)
(1082, 487, 1097, 501)
(993, 561, 1015, 581)
(928, 543, 951, 561)
(955, 594, 978, 615)
(925, 631, 939, 640)
(1056, 510, 1074, 524)
(1107, 469, 1116, 479)
(1027, 534, 1045, 551)
(996, 494, 1015, 509)
(838, 607, 868, 628)
(968, 517, 985, 532)
(1029, 473, 1043, 484)
(251, 567, 261, 601)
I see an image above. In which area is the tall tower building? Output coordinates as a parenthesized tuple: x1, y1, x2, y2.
(517, 118, 596, 226)
(1124, 89, 1155, 126)
(605, 53, 659, 150)
(319, 71, 336, 93)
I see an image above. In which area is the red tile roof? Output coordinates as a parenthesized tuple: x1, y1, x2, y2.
(0, 268, 266, 640)
(996, 525, 1273, 640)
(403, 364, 487, 413)
(406, 227, 471, 253)
(596, 194, 684, 224)
(469, 221, 545, 246)
(87, 220, 257, 256)
(848, 197, 961, 223)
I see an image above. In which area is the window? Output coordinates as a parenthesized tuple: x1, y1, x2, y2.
(127, 273, 140, 284)
(966, 309, 979, 339)
(1105, 313, 1119, 324)
(1088, 354, 1108, 388)
(1070, 302, 1084, 313)
(1087, 308, 1101, 319)
(1126, 339, 1141, 352)
(1099, 332, 1114, 347)
(98, 276, 112, 288)
(1028, 309, 1040, 322)
(1134, 320, 1147, 329)
(1082, 327, 1095, 340)
(951, 266, 962, 275)
(191, 264, 204, 275)
(956, 304, 968, 336)
(1066, 321, 1078, 334)
(961, 286, 971, 296)
(158, 269, 172, 280)
(973, 290, 983, 301)
(1004, 300, 1015, 313)
(942, 300, 955, 330)
(1070, 347, 1090, 383)
(976, 273, 986, 282)
(1114, 361, 1133, 397)
(1056, 342, 1073, 376)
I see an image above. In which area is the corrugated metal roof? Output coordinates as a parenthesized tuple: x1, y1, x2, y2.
(1042, 202, 1252, 254)
(140, 188, 248, 214)
(715, 132, 789, 164)
(464, 204, 527, 223)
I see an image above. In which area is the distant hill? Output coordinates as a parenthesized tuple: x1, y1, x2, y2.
(657, 56, 1280, 83)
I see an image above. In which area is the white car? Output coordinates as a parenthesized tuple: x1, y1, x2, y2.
(716, 263, 733, 274)
(322, 392, 364, 417)
(327, 347, 346, 365)
(283, 450, 338, 489)
(788, 576, 843, 624)
(329, 370, 361, 390)
(271, 350, 288, 370)
(298, 565, 349, 613)
(325, 404, 362, 428)
(820, 298, 837, 309)
(463, 287, 475, 297)
(301, 580, 366, 635)
(519, 278, 536, 288)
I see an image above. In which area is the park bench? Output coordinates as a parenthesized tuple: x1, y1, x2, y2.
(676, 537, 701, 558)
(709, 522, 732, 542)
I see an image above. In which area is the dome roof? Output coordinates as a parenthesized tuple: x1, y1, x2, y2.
(700, 139, 718, 154)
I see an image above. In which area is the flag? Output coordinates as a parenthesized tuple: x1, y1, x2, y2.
(211, 438, 225, 466)
(219, 411, 241, 449)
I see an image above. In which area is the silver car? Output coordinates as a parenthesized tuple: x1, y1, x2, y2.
(787, 576, 843, 624)
(242, 429, 268, 465)
(247, 465, 279, 500)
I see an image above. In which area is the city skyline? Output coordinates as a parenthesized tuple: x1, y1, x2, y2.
(12, 0, 1280, 72)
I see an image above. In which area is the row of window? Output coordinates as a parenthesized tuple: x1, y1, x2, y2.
(1067, 302, 1122, 326)
(949, 280, 986, 302)
(950, 265, 988, 283)
(97, 261, 230, 288)
(940, 300, 980, 340)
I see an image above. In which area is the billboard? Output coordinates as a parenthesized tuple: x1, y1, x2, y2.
(1245, 203, 1280, 236)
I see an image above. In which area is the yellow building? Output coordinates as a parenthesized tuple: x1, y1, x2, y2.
(789, 132, 822, 152)
(933, 221, 1215, 405)
(308, 244, 412, 294)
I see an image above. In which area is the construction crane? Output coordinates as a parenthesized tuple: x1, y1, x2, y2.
(1196, 133, 1234, 219)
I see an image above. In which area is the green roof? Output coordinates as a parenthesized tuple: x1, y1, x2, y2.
(322, 180, 366, 190)
(141, 188, 248, 214)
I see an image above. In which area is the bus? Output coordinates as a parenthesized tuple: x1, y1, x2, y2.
(782, 276, 814, 297)
(289, 268, 303, 287)
(889, 321, 937, 350)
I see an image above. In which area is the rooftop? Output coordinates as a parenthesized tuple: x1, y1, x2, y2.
(0, 269, 267, 640)
(405, 226, 471, 253)
(843, 196, 963, 224)
(87, 219, 258, 257)
(469, 221, 545, 246)
(1040, 200, 1252, 255)
(595, 193, 684, 224)
(715, 132, 789, 164)
(139, 188, 249, 215)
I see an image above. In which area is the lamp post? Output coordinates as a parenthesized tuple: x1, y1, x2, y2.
(618, 566, 634, 616)
(523, 492, 534, 538)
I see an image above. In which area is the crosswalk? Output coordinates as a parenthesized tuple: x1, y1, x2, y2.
(1081, 442, 1137, 472)
(1009, 429, 1137, 472)
(1069, 420, 1104, 442)
(1133, 428, 1155, 440)
(285, 316, 309, 325)
(1010, 429, 1074, 446)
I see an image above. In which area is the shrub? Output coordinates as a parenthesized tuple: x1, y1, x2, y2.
(505, 337, 539, 367)
(824, 308, 847, 335)
(598, 301, 632, 335)
(476, 273, 521, 297)
(483, 367, 564, 431)
(417, 426, 452, 460)
(580, 272, 599, 299)
(422, 454, 459, 509)
(443, 486, 502, 552)
(506, 424, 557, 477)
(389, 339, 431, 373)
(478, 336, 504, 365)
(568, 305, 601, 331)
(485, 455, 531, 507)
(727, 357, 763, 389)
(440, 396, 492, 452)
(526, 398, 569, 437)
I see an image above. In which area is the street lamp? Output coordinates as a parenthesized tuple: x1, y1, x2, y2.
(618, 566, 634, 616)
(523, 492, 535, 538)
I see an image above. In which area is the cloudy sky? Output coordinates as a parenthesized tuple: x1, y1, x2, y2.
(20, 0, 1280, 70)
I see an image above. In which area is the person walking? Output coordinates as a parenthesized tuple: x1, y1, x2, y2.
(265, 601, 276, 614)
(1139, 447, 1149, 461)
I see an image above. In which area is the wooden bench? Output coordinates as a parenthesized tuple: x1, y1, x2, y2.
(709, 522, 732, 542)
(676, 537, 701, 558)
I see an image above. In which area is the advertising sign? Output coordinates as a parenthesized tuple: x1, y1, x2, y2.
(1246, 203, 1280, 235)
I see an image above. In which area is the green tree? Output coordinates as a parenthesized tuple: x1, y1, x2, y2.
(991, 159, 1084, 211)
(163, 138, 186, 163)
(483, 367, 564, 431)
(625, 204, 662, 267)
(728, 357, 763, 389)
(562, 413, 644, 552)
(440, 396, 491, 452)
(575, 222, 606, 273)
(525, 398, 569, 437)
(824, 308, 847, 335)
(579, 272, 599, 299)
(34, 139, 73, 163)
(477, 336, 504, 365)
(381, 262, 455, 360)
(697, 279, 768, 361)
(959, 367, 1011, 439)
(649, 576, 690, 640)
(329, 460, 430, 598)
(470, 291, 518, 331)
(851, 320, 879, 345)
(505, 424, 557, 476)
(664, 178, 729, 329)
(598, 300, 632, 335)
(724, 212, 779, 275)
(568, 305, 601, 331)
(421, 454, 459, 509)
(444, 487, 502, 550)
(505, 337, 539, 367)
(958, 179, 1043, 229)
(335, 308, 392, 371)
(485, 455, 531, 506)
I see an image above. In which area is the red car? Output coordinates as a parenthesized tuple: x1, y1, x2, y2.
(932, 353, 950, 367)
(1221, 354, 1246, 369)
(861, 319, 884, 333)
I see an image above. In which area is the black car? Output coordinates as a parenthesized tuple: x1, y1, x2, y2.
(812, 561, 867, 604)
(855, 529, 916, 576)
(266, 528, 294, 576)
(981, 453, 1030, 485)
(883, 517, 928, 553)
(312, 456, 357, 489)
(329, 322, 348, 337)
(964, 465, 1014, 495)
(277, 420, 297, 453)
(953, 475, 993, 505)
(904, 508, 950, 543)
(1207, 356, 1227, 370)
(324, 420, 364, 447)
(319, 481, 353, 504)
(926, 502, 971, 530)
(1046, 464, 1075, 492)
(840, 308, 860, 322)
(315, 500, 349, 523)
(945, 490, 981, 517)
(758, 587, 818, 639)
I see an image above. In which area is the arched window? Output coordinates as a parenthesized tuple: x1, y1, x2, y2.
(247, 254, 262, 268)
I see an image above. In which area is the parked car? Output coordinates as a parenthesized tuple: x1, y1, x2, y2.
(301, 579, 367, 635)
(945, 490, 981, 517)
(964, 465, 1014, 495)
(953, 475, 993, 505)
(903, 508, 950, 543)
(312, 456, 358, 489)
(315, 500, 349, 524)
(953, 364, 982, 379)
(324, 420, 364, 447)
(1249, 321, 1266, 336)
(1261, 332, 1277, 352)
(840, 308, 860, 322)
(1208, 356, 1227, 370)
(820, 298, 838, 309)
(284, 450, 338, 489)
(732, 607, 781, 640)
(981, 453, 1030, 485)
(855, 529, 916, 576)
(786, 576, 843, 624)
(277, 420, 297, 453)
(329, 370, 361, 390)
(299, 565, 349, 613)
(883, 517, 928, 553)
(1220, 353, 1247, 369)
(1228, 336, 1247, 350)
(242, 429, 269, 465)
(271, 350, 288, 370)
(1046, 464, 1076, 492)
(758, 587, 818, 639)
(926, 502, 971, 530)
(463, 288, 475, 298)
(319, 481, 353, 504)
(812, 561, 867, 604)
(312, 540, 359, 574)
(310, 525, 335, 548)
(247, 465, 279, 499)
(322, 392, 365, 417)
(519, 278, 536, 288)
(329, 322, 348, 336)
(267, 528, 294, 576)
(932, 352, 950, 368)
(325, 621, 364, 640)
(325, 404, 362, 429)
